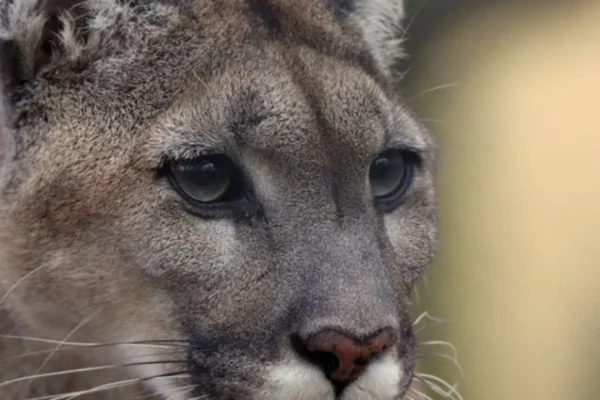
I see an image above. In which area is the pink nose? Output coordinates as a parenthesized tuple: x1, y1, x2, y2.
(303, 328, 397, 383)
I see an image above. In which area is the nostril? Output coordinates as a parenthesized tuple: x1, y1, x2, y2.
(354, 357, 369, 367)
(294, 327, 397, 386)
(310, 351, 339, 376)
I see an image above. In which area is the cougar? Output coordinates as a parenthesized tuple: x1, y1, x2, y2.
(0, 0, 437, 398)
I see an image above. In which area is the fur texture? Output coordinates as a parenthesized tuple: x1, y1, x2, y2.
(0, 0, 435, 399)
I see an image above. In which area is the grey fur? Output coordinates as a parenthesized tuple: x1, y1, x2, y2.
(0, 0, 436, 399)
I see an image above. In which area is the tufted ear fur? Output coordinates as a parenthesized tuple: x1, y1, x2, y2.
(0, 0, 92, 82)
(334, 0, 407, 79)
(1, 0, 141, 88)
(0, 0, 85, 151)
(0, 0, 133, 151)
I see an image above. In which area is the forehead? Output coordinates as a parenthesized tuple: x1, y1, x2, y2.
(145, 45, 431, 170)
(146, 0, 431, 157)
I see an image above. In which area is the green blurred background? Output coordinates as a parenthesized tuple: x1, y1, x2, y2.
(401, 1, 600, 399)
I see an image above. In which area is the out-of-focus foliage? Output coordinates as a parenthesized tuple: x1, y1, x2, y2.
(403, 1, 600, 399)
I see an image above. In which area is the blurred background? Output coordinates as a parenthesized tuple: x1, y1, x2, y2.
(400, 1, 600, 399)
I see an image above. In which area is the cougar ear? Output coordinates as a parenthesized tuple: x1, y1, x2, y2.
(0, 0, 88, 151)
(334, 0, 407, 78)
(0, 0, 89, 84)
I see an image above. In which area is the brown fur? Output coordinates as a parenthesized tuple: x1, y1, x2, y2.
(0, 0, 435, 399)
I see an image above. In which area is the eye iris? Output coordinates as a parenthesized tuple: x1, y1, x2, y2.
(171, 157, 233, 203)
(369, 151, 407, 199)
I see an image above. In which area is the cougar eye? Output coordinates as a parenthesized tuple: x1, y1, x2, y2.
(168, 155, 242, 204)
(369, 149, 416, 210)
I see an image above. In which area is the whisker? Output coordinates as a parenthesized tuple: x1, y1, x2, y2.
(24, 371, 191, 400)
(413, 311, 448, 328)
(25, 378, 143, 400)
(0, 347, 182, 364)
(165, 384, 198, 400)
(23, 314, 98, 392)
(59, 379, 141, 400)
(397, 37, 451, 83)
(0, 361, 188, 389)
(187, 396, 209, 400)
(412, 310, 427, 327)
(0, 346, 182, 364)
(130, 391, 163, 400)
(416, 353, 465, 378)
(57, 376, 152, 400)
(413, 314, 464, 400)
(414, 372, 464, 400)
(409, 83, 461, 100)
(394, 0, 432, 83)
(0, 264, 47, 306)
(396, 62, 415, 82)
(129, 382, 197, 400)
(399, 0, 429, 44)
(418, 340, 459, 360)
(415, 321, 449, 335)
(120, 350, 184, 363)
(0, 334, 189, 349)
(409, 387, 434, 400)
(0, 365, 115, 389)
(191, 70, 209, 91)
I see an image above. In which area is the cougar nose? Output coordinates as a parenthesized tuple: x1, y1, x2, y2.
(300, 328, 397, 384)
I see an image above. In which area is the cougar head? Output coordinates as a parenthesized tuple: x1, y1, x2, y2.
(0, 0, 436, 399)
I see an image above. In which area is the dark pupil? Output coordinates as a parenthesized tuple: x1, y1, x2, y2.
(193, 162, 218, 186)
(371, 157, 393, 182)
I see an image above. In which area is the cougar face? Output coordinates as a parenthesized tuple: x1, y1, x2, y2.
(0, 0, 435, 399)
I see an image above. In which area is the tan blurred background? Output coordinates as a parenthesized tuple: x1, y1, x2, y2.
(402, 1, 600, 399)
